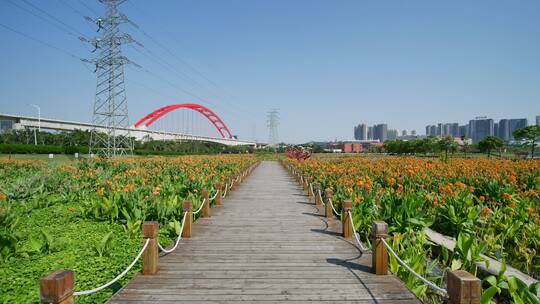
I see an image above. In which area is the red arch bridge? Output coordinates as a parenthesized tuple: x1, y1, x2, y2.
(0, 104, 259, 147)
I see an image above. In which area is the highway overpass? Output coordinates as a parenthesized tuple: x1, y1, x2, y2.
(0, 113, 260, 147)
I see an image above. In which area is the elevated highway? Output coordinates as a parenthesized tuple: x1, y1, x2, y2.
(0, 113, 260, 147)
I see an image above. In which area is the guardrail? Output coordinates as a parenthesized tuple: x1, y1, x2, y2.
(282, 160, 481, 304)
(39, 161, 260, 304)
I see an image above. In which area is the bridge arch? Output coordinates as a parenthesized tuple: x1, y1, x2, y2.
(134, 103, 233, 139)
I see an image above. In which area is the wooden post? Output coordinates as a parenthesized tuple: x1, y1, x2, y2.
(324, 189, 333, 218)
(342, 200, 353, 238)
(202, 190, 210, 217)
(314, 183, 321, 205)
(40, 269, 74, 304)
(215, 184, 222, 206)
(372, 221, 388, 275)
(182, 201, 193, 238)
(142, 221, 158, 275)
(447, 270, 481, 304)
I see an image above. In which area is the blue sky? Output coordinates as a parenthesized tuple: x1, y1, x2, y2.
(1, 0, 539, 143)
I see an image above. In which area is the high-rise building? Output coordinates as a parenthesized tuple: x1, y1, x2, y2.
(411, 130, 416, 136)
(402, 129, 407, 137)
(494, 123, 499, 140)
(450, 123, 459, 137)
(498, 119, 509, 141)
(373, 124, 388, 142)
(354, 123, 368, 140)
(469, 118, 494, 144)
(367, 126, 374, 140)
(437, 123, 443, 137)
(387, 129, 398, 140)
(459, 125, 468, 138)
(443, 124, 451, 136)
(536, 115, 540, 126)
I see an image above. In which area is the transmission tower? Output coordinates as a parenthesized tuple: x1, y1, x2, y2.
(83, 0, 140, 158)
(267, 109, 280, 145)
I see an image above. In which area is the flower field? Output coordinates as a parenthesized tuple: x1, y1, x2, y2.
(0, 155, 257, 303)
(285, 156, 540, 303)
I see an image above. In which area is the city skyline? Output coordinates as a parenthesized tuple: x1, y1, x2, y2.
(354, 114, 537, 145)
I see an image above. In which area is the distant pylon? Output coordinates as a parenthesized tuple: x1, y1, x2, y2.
(83, 0, 140, 158)
(267, 109, 279, 145)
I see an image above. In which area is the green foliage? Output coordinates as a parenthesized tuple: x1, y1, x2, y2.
(0, 204, 20, 263)
(93, 231, 114, 257)
(513, 125, 540, 158)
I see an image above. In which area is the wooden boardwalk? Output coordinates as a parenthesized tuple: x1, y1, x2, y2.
(109, 161, 420, 303)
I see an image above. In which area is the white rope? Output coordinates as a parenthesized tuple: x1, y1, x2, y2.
(309, 183, 314, 197)
(318, 189, 325, 206)
(221, 183, 229, 198)
(381, 238, 448, 295)
(209, 190, 218, 201)
(347, 211, 369, 251)
(74, 238, 150, 296)
(328, 197, 340, 216)
(158, 211, 188, 253)
(192, 198, 207, 215)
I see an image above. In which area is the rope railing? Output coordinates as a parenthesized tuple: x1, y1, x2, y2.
(209, 189, 219, 201)
(73, 238, 150, 296)
(192, 198, 207, 215)
(346, 211, 369, 252)
(158, 211, 188, 253)
(318, 188, 325, 206)
(309, 183, 314, 197)
(381, 238, 448, 296)
(328, 197, 341, 217)
(221, 182, 229, 198)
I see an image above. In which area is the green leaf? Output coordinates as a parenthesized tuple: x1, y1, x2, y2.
(481, 285, 499, 304)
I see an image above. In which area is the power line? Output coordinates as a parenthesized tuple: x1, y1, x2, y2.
(126, 0, 259, 119)
(19, 0, 88, 38)
(6, 0, 79, 38)
(77, 0, 99, 16)
(0, 22, 93, 72)
(0, 22, 77, 61)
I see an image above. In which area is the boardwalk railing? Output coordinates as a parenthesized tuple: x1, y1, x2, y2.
(39, 161, 260, 304)
(282, 161, 481, 304)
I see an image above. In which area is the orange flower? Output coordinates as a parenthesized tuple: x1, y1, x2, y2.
(433, 199, 440, 207)
(481, 207, 490, 217)
(479, 196, 486, 202)
(97, 187, 105, 196)
(527, 208, 535, 216)
(0, 192, 6, 202)
(152, 186, 161, 196)
(503, 193, 512, 200)
(68, 207, 76, 212)
(510, 202, 516, 209)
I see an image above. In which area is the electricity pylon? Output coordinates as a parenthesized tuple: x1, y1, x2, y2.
(83, 0, 140, 158)
(267, 109, 280, 145)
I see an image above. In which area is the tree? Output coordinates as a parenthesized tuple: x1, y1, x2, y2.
(513, 125, 540, 158)
(478, 136, 503, 158)
(460, 135, 471, 158)
(438, 136, 457, 161)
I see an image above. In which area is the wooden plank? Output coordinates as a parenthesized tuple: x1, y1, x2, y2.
(108, 161, 420, 303)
